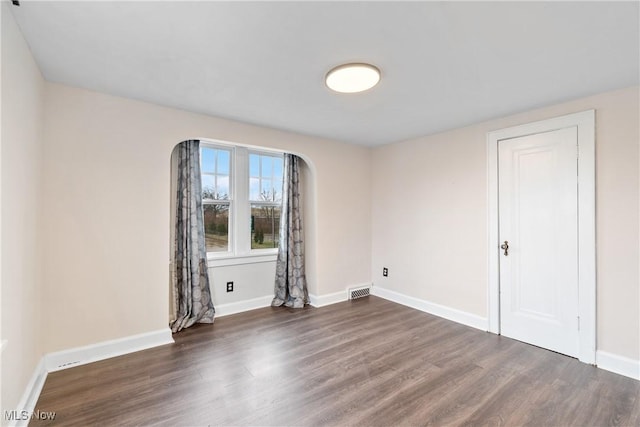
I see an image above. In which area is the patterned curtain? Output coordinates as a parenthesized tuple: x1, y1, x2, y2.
(272, 154, 309, 308)
(170, 140, 215, 333)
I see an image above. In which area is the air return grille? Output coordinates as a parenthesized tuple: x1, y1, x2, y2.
(349, 286, 371, 300)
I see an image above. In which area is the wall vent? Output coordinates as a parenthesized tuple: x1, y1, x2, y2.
(349, 285, 371, 300)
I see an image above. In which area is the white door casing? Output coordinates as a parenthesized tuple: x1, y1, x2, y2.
(487, 110, 596, 364)
(498, 128, 579, 357)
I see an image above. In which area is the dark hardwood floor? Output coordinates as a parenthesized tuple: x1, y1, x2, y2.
(31, 296, 640, 426)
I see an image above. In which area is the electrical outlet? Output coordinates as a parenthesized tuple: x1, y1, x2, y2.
(226, 281, 234, 292)
(382, 267, 388, 277)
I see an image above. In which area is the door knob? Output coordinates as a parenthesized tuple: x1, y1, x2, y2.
(501, 241, 509, 256)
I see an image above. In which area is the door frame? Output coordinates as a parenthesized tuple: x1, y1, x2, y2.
(487, 110, 596, 364)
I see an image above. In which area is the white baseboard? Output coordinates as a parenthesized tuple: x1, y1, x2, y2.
(216, 292, 354, 315)
(45, 328, 174, 372)
(216, 289, 353, 311)
(309, 283, 374, 307)
(596, 350, 640, 380)
(371, 286, 487, 331)
(11, 357, 48, 427)
(215, 295, 274, 317)
(215, 289, 353, 312)
(309, 290, 348, 307)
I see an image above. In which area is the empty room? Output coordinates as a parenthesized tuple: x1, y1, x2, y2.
(1, 1, 639, 426)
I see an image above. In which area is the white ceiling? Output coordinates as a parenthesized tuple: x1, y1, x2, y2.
(10, 1, 639, 146)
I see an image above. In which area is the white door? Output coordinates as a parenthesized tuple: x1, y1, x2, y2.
(498, 127, 579, 357)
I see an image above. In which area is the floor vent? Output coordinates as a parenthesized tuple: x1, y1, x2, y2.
(349, 286, 371, 300)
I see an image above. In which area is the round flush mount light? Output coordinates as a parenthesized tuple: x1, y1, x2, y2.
(325, 63, 381, 93)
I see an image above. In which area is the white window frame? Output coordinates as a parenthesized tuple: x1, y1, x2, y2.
(249, 150, 285, 254)
(201, 144, 234, 257)
(200, 140, 284, 267)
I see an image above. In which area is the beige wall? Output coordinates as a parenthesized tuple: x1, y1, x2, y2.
(372, 86, 640, 360)
(1, 2, 46, 414)
(208, 262, 275, 307)
(42, 82, 371, 353)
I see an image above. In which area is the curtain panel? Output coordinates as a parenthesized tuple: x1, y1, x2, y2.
(171, 140, 215, 333)
(272, 154, 309, 308)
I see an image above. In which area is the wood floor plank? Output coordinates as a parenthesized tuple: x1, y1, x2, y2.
(30, 297, 640, 426)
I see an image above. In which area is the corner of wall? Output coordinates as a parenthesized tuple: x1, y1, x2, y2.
(1, 0, 47, 415)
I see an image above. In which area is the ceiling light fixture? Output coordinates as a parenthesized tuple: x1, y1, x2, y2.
(325, 63, 380, 94)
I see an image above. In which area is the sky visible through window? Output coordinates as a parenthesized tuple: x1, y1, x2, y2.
(250, 153, 283, 202)
(201, 147, 230, 200)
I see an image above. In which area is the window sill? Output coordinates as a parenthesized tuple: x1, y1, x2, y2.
(207, 252, 278, 268)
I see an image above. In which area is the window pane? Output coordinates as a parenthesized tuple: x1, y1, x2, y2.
(201, 148, 216, 173)
(202, 175, 215, 199)
(273, 157, 283, 181)
(273, 180, 283, 203)
(217, 175, 230, 199)
(203, 204, 229, 252)
(249, 154, 260, 177)
(251, 205, 280, 250)
(261, 156, 272, 178)
(249, 177, 260, 201)
(217, 150, 230, 175)
(261, 180, 273, 201)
